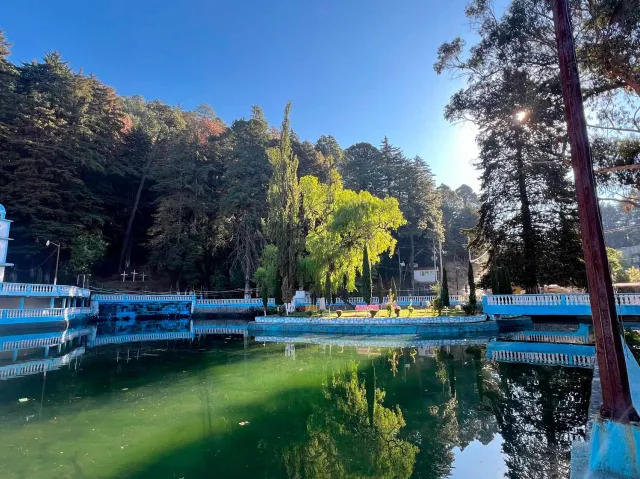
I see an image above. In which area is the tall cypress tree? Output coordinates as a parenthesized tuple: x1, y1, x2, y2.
(468, 261, 477, 307)
(441, 268, 450, 307)
(323, 271, 332, 307)
(491, 269, 499, 295)
(391, 277, 398, 302)
(274, 273, 283, 306)
(362, 245, 372, 305)
(265, 102, 302, 303)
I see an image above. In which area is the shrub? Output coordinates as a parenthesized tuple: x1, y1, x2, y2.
(318, 308, 327, 315)
(454, 305, 462, 311)
(394, 306, 401, 317)
(305, 310, 314, 317)
(407, 305, 414, 316)
(336, 310, 343, 318)
(432, 296, 443, 314)
(462, 303, 477, 315)
(386, 303, 393, 317)
(369, 310, 378, 318)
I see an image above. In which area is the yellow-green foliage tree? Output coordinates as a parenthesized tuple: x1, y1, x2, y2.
(300, 171, 406, 296)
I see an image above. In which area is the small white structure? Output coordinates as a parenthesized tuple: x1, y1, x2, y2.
(0, 204, 13, 282)
(414, 267, 437, 285)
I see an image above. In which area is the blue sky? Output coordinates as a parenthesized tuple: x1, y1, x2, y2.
(3, 0, 481, 190)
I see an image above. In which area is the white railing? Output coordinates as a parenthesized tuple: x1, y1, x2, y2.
(0, 347, 85, 380)
(486, 293, 640, 307)
(92, 294, 196, 302)
(0, 307, 92, 320)
(616, 294, 640, 306)
(0, 282, 90, 297)
(197, 298, 272, 306)
(91, 332, 193, 346)
(489, 349, 595, 367)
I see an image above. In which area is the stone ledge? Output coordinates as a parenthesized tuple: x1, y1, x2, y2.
(254, 315, 487, 325)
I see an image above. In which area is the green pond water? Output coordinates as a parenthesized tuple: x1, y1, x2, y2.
(0, 335, 592, 479)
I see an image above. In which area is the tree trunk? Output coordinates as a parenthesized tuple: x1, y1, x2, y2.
(119, 154, 153, 272)
(515, 141, 538, 292)
(397, 248, 402, 292)
(409, 234, 416, 294)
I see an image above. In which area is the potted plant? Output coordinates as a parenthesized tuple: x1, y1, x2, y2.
(336, 309, 343, 318)
(394, 306, 401, 317)
(369, 309, 378, 318)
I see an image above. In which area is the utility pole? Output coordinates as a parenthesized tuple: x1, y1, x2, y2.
(551, 0, 637, 422)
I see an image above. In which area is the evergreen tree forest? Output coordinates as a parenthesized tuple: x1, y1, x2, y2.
(0, 32, 448, 296)
(435, 0, 640, 290)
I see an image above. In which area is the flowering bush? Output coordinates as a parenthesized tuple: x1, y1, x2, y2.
(394, 306, 401, 317)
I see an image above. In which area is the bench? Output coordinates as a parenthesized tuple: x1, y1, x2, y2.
(355, 304, 379, 311)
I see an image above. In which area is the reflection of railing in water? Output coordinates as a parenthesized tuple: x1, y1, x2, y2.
(487, 340, 595, 367)
(254, 335, 489, 348)
(0, 327, 95, 351)
(0, 347, 85, 380)
(91, 332, 193, 346)
(504, 323, 590, 344)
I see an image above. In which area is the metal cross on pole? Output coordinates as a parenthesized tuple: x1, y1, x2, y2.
(120, 272, 128, 282)
(141, 271, 146, 282)
(551, 0, 637, 422)
(131, 270, 137, 282)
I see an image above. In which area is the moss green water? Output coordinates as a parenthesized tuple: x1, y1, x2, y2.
(0, 337, 592, 479)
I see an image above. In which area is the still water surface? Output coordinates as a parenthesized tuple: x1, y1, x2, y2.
(0, 331, 592, 478)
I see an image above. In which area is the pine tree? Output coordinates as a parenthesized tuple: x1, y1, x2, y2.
(221, 106, 271, 297)
(468, 261, 477, 307)
(441, 268, 450, 307)
(362, 245, 372, 305)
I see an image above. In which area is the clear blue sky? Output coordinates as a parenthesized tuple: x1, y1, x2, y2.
(3, 0, 481, 190)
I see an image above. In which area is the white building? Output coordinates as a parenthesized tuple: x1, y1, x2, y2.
(0, 204, 13, 282)
(620, 245, 640, 268)
(413, 267, 437, 285)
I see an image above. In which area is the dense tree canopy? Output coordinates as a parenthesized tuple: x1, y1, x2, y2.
(434, 0, 640, 290)
(0, 32, 444, 295)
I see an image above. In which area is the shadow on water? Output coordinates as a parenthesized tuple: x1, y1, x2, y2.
(0, 333, 594, 479)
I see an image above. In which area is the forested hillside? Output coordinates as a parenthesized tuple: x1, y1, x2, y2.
(0, 32, 460, 294)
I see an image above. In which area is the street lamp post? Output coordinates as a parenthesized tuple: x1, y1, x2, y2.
(46, 240, 60, 286)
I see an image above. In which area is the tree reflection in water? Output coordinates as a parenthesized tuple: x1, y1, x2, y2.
(284, 361, 418, 479)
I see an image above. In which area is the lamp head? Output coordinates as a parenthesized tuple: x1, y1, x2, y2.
(46, 240, 50, 247)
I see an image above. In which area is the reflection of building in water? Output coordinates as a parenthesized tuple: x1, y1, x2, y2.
(418, 346, 436, 357)
(285, 343, 296, 360)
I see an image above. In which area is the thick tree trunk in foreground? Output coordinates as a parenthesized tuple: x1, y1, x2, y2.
(551, 0, 637, 422)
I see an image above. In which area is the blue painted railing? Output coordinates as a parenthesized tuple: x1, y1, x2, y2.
(0, 282, 90, 298)
(483, 293, 640, 316)
(0, 307, 92, 324)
